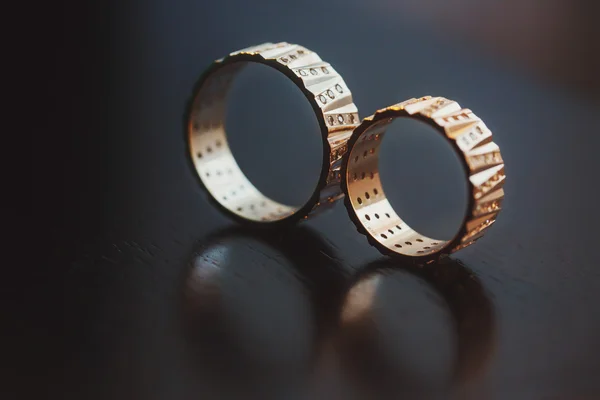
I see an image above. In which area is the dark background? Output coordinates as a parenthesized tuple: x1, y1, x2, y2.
(21, 0, 600, 399)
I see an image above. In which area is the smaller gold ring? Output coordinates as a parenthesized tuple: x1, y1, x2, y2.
(341, 96, 505, 262)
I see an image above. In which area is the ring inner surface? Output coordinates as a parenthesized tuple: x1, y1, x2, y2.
(346, 119, 449, 256)
(188, 61, 302, 222)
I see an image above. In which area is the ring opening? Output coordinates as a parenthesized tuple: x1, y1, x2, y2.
(188, 61, 322, 222)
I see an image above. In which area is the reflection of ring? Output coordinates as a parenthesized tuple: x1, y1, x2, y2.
(341, 96, 505, 262)
(186, 226, 347, 323)
(338, 258, 495, 392)
(181, 226, 346, 392)
(186, 42, 359, 225)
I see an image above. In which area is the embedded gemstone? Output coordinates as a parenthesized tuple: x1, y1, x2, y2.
(327, 90, 335, 99)
(335, 84, 343, 93)
(318, 95, 327, 104)
(337, 115, 344, 123)
(310, 68, 318, 75)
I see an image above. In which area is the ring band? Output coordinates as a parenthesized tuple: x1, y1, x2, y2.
(186, 42, 359, 225)
(341, 96, 505, 261)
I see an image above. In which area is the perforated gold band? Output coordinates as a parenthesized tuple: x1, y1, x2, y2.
(341, 96, 505, 262)
(186, 42, 359, 225)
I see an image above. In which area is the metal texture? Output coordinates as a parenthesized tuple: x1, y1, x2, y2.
(341, 96, 505, 262)
(186, 42, 359, 225)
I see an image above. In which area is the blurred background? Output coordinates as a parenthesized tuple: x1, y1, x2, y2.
(364, 0, 600, 96)
(122, 0, 600, 95)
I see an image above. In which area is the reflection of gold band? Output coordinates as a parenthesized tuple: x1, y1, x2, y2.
(182, 226, 347, 393)
(186, 42, 359, 225)
(342, 96, 505, 261)
(338, 258, 495, 390)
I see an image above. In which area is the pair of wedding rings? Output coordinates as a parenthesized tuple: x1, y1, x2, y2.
(186, 42, 505, 263)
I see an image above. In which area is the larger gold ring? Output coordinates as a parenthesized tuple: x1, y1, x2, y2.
(341, 96, 505, 262)
(186, 42, 359, 225)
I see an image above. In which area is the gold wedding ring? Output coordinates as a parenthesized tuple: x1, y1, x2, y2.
(342, 96, 505, 262)
(186, 42, 359, 225)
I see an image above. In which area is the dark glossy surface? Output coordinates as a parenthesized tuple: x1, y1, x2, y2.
(24, 1, 600, 399)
